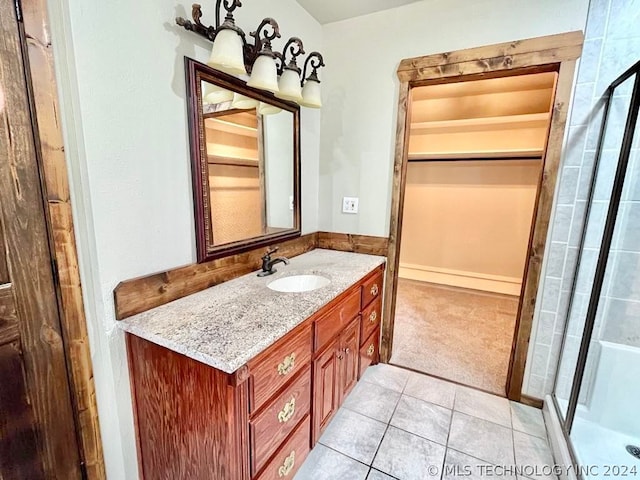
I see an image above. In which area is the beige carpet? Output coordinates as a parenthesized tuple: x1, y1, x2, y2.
(390, 279, 519, 396)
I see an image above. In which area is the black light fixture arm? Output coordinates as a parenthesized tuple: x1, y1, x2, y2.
(176, 4, 216, 41)
(302, 52, 325, 85)
(249, 18, 281, 55)
(215, 0, 242, 29)
(280, 37, 305, 74)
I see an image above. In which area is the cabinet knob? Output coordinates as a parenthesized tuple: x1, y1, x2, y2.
(369, 310, 377, 323)
(367, 344, 375, 357)
(370, 284, 379, 296)
(277, 397, 296, 423)
(278, 450, 295, 477)
(345, 348, 350, 355)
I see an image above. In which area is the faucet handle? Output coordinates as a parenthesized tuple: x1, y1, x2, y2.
(264, 246, 279, 257)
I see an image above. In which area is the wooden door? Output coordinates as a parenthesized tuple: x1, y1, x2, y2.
(0, 1, 82, 478)
(338, 319, 360, 404)
(312, 340, 338, 444)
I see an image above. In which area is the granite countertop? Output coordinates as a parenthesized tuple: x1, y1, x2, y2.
(118, 249, 386, 374)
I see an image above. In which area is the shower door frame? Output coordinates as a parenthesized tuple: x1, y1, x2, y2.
(551, 59, 640, 461)
(383, 31, 584, 402)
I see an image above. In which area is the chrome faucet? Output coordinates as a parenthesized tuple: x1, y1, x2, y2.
(258, 247, 290, 277)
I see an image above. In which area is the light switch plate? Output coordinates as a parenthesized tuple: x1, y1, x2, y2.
(342, 197, 359, 214)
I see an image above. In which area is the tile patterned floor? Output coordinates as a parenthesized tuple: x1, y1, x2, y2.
(295, 364, 556, 480)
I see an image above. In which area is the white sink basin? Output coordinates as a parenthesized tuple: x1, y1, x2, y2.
(267, 274, 331, 293)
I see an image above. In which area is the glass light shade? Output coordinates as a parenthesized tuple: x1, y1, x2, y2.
(202, 84, 234, 105)
(276, 69, 303, 102)
(258, 102, 282, 116)
(247, 55, 280, 93)
(300, 78, 322, 108)
(231, 93, 259, 110)
(208, 29, 247, 76)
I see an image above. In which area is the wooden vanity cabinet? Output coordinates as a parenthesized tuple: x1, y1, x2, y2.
(126, 264, 384, 480)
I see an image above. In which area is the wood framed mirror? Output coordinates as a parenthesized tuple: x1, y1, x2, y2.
(185, 57, 301, 262)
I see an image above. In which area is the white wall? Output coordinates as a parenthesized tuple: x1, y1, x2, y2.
(47, 0, 321, 478)
(318, 0, 590, 236)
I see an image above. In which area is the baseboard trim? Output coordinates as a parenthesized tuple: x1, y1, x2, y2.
(398, 263, 521, 296)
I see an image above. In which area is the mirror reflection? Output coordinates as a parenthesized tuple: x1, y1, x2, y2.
(187, 57, 301, 263)
(201, 80, 295, 247)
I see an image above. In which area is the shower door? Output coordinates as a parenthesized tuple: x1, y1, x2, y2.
(553, 60, 640, 478)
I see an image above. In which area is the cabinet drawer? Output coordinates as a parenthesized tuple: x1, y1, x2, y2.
(250, 366, 312, 476)
(359, 328, 380, 379)
(254, 416, 311, 480)
(360, 296, 381, 346)
(314, 289, 360, 352)
(361, 270, 383, 309)
(249, 323, 312, 413)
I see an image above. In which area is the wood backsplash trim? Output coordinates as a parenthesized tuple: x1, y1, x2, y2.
(114, 232, 389, 320)
(317, 232, 388, 256)
(115, 233, 318, 320)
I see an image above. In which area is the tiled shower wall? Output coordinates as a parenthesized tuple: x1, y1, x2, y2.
(523, 0, 640, 399)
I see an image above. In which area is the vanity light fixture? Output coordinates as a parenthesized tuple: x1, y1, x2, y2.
(176, 2, 326, 107)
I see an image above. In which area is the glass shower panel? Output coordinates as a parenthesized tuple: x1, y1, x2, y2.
(553, 81, 636, 420)
(569, 93, 640, 478)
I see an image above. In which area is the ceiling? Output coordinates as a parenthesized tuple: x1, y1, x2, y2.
(295, 0, 422, 24)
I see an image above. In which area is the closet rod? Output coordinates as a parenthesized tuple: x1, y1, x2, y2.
(407, 156, 543, 163)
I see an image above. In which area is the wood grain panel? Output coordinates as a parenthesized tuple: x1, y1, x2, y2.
(507, 61, 577, 400)
(0, 217, 8, 284)
(255, 416, 311, 480)
(0, 286, 19, 344)
(0, 342, 44, 480)
(0, 1, 81, 476)
(127, 334, 247, 480)
(313, 289, 360, 353)
(317, 232, 389, 256)
(361, 269, 384, 309)
(20, 0, 105, 472)
(250, 366, 311, 476)
(311, 339, 338, 445)
(337, 318, 360, 404)
(398, 31, 583, 73)
(381, 80, 412, 364)
(360, 297, 381, 347)
(248, 322, 312, 414)
(359, 328, 380, 379)
(399, 46, 583, 84)
(115, 232, 318, 319)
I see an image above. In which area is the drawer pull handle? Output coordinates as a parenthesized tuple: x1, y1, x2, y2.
(367, 344, 375, 357)
(277, 353, 296, 376)
(278, 450, 295, 477)
(370, 284, 379, 296)
(369, 310, 377, 323)
(278, 397, 296, 423)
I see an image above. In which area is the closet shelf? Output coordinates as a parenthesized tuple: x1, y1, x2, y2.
(408, 149, 543, 161)
(205, 117, 258, 138)
(207, 155, 259, 167)
(411, 112, 550, 134)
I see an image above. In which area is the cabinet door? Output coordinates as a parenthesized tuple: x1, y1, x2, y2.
(338, 318, 360, 405)
(312, 340, 338, 444)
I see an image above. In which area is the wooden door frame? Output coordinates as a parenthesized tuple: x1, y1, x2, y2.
(10, 0, 106, 477)
(380, 31, 584, 402)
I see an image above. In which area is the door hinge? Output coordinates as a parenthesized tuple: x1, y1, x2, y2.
(14, 0, 23, 22)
